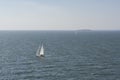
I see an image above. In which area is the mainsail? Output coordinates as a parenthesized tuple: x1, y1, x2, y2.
(40, 45, 44, 56)
(36, 44, 44, 57)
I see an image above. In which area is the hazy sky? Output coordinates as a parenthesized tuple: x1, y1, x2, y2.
(0, 0, 120, 30)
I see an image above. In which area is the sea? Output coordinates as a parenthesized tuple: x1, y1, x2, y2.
(0, 30, 120, 80)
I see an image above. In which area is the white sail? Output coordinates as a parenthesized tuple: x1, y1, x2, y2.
(40, 45, 44, 56)
(36, 46, 40, 56)
(36, 44, 44, 57)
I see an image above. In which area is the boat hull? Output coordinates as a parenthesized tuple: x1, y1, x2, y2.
(40, 55, 44, 57)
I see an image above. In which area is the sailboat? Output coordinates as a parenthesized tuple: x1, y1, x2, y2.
(36, 44, 44, 57)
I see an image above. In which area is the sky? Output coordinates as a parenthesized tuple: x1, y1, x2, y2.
(0, 0, 120, 30)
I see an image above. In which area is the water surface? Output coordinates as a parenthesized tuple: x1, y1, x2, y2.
(0, 31, 120, 80)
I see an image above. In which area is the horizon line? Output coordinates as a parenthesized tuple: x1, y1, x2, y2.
(0, 29, 120, 31)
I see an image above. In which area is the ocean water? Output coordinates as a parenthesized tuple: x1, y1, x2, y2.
(0, 31, 120, 80)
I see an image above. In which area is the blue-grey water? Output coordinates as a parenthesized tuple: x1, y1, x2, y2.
(0, 31, 120, 80)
